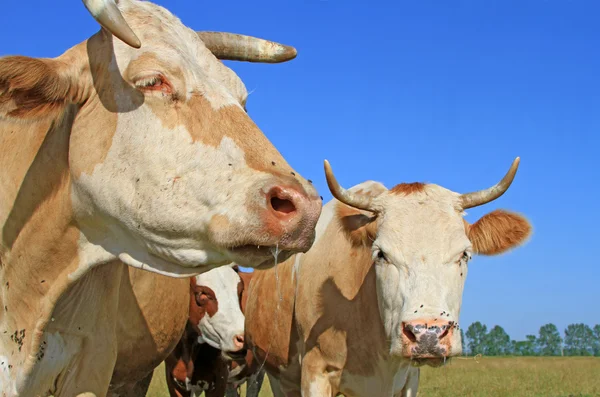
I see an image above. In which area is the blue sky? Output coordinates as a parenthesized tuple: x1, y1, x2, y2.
(2, 0, 598, 341)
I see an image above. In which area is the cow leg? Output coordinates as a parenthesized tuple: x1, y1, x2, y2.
(300, 350, 335, 397)
(224, 384, 241, 397)
(395, 368, 419, 397)
(107, 370, 154, 397)
(267, 372, 297, 397)
(245, 369, 266, 397)
(165, 362, 191, 397)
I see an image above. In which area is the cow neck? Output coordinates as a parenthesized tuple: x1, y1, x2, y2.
(0, 105, 115, 387)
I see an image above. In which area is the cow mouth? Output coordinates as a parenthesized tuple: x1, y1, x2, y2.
(221, 348, 248, 362)
(409, 357, 451, 368)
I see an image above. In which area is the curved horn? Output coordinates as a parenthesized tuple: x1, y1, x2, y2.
(324, 160, 377, 212)
(197, 32, 297, 63)
(460, 157, 521, 209)
(82, 0, 141, 49)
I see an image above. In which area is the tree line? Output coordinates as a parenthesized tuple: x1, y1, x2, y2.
(460, 322, 600, 356)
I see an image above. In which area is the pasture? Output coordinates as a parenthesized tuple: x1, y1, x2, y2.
(146, 356, 600, 397)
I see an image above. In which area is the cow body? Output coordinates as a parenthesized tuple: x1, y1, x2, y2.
(245, 162, 532, 396)
(0, 1, 322, 395)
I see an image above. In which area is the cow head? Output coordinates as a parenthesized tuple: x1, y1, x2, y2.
(0, 0, 321, 276)
(325, 158, 532, 366)
(189, 265, 246, 355)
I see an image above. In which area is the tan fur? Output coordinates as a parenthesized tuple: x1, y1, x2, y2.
(335, 203, 377, 247)
(466, 210, 532, 255)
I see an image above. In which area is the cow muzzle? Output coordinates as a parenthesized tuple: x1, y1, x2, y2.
(401, 319, 455, 365)
(228, 178, 321, 268)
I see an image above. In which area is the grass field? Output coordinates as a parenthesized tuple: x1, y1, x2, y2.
(147, 356, 600, 397)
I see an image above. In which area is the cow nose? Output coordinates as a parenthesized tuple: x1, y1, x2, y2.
(233, 334, 245, 351)
(262, 183, 321, 253)
(402, 319, 454, 358)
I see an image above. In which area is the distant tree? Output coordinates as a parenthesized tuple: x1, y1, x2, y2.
(466, 322, 487, 355)
(460, 328, 467, 355)
(510, 335, 538, 356)
(537, 323, 563, 356)
(564, 323, 594, 356)
(483, 325, 511, 356)
(592, 324, 600, 357)
(524, 335, 538, 356)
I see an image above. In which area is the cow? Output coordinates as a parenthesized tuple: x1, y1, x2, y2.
(165, 266, 265, 397)
(245, 158, 533, 396)
(0, 0, 322, 395)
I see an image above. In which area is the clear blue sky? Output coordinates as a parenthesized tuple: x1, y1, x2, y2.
(2, 0, 598, 341)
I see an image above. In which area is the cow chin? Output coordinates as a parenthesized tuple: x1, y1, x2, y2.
(226, 245, 295, 269)
(409, 357, 452, 368)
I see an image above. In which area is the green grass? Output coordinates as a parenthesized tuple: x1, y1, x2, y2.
(147, 356, 600, 397)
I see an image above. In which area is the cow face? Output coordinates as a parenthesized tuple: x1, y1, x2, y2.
(326, 159, 532, 366)
(0, 0, 321, 276)
(189, 265, 246, 353)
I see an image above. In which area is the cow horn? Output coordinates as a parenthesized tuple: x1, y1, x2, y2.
(324, 160, 377, 212)
(460, 157, 521, 209)
(82, 0, 141, 49)
(197, 32, 297, 63)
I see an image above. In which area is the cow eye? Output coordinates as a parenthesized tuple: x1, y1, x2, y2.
(462, 251, 471, 262)
(134, 74, 173, 95)
(375, 248, 387, 262)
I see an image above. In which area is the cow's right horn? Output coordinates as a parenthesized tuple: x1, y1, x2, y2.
(82, 0, 141, 49)
(324, 160, 378, 213)
(459, 157, 520, 209)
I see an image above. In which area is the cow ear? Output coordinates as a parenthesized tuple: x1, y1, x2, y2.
(336, 202, 378, 247)
(0, 55, 84, 120)
(467, 210, 532, 256)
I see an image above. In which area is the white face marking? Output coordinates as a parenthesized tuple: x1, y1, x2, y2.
(193, 266, 245, 352)
(369, 185, 469, 356)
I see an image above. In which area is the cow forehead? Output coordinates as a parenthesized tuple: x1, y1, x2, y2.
(115, 0, 247, 105)
(195, 266, 241, 298)
(376, 185, 470, 262)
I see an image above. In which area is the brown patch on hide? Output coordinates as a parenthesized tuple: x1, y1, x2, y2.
(390, 182, 426, 196)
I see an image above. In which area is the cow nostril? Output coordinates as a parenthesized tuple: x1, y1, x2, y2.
(270, 196, 296, 215)
(234, 334, 244, 346)
(402, 324, 417, 343)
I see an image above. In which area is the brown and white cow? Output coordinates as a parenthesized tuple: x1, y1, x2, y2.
(0, 1, 322, 395)
(245, 159, 532, 396)
(165, 266, 264, 397)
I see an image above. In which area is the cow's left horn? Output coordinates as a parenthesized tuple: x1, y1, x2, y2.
(324, 160, 378, 212)
(197, 32, 297, 63)
(82, 0, 141, 49)
(460, 157, 520, 209)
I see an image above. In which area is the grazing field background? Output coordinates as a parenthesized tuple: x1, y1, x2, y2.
(146, 356, 600, 397)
